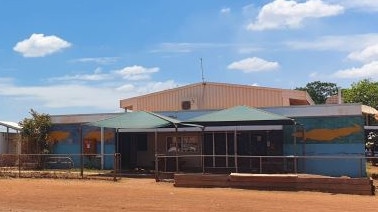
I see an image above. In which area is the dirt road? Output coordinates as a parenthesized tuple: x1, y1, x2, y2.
(0, 178, 377, 211)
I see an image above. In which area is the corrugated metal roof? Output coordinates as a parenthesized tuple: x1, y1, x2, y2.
(0, 121, 22, 130)
(87, 111, 175, 129)
(87, 111, 202, 129)
(187, 105, 294, 126)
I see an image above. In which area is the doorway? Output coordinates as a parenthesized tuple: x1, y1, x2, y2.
(118, 133, 147, 170)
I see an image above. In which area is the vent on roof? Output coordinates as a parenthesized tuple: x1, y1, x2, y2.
(181, 101, 191, 110)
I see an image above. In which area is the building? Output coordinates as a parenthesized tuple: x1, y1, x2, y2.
(45, 81, 378, 178)
(120, 82, 314, 112)
(50, 103, 371, 178)
(0, 121, 21, 155)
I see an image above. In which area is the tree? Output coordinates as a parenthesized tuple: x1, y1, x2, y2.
(19, 109, 52, 154)
(295, 81, 338, 104)
(343, 79, 378, 109)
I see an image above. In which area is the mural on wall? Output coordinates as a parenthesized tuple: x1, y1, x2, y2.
(293, 124, 361, 142)
(84, 131, 114, 142)
(48, 131, 70, 142)
(47, 130, 115, 143)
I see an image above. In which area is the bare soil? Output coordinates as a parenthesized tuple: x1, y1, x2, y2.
(0, 178, 377, 212)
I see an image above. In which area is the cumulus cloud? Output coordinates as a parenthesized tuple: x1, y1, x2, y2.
(220, 8, 231, 14)
(0, 78, 179, 110)
(247, 0, 344, 31)
(50, 69, 111, 82)
(227, 57, 279, 73)
(51, 65, 160, 83)
(347, 44, 378, 62)
(333, 0, 378, 11)
(333, 61, 378, 79)
(114, 65, 159, 81)
(13, 33, 71, 57)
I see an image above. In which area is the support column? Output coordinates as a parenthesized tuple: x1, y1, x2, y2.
(154, 130, 159, 181)
(234, 128, 238, 173)
(100, 127, 104, 170)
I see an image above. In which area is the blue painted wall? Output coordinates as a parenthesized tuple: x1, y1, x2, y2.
(49, 124, 116, 169)
(50, 112, 366, 177)
(283, 116, 366, 177)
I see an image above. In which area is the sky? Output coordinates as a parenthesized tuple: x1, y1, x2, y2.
(1, 0, 378, 122)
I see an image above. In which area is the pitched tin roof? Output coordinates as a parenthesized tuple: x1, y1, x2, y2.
(186, 105, 294, 126)
(88, 111, 201, 129)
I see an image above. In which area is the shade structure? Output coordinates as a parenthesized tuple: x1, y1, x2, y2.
(87, 111, 201, 129)
(186, 105, 295, 126)
(0, 121, 22, 131)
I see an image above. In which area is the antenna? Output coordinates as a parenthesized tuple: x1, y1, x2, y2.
(200, 58, 205, 84)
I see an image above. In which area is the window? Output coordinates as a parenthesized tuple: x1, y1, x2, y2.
(181, 101, 191, 110)
(166, 136, 198, 152)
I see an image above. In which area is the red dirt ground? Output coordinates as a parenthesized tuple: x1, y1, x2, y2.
(0, 178, 377, 212)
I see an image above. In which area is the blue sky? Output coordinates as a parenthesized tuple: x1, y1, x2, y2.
(1, 0, 378, 122)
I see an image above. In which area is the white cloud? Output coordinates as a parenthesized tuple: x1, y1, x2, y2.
(13, 33, 71, 57)
(333, 0, 378, 11)
(286, 33, 378, 52)
(72, 57, 119, 65)
(114, 65, 159, 81)
(309, 72, 319, 78)
(333, 61, 378, 79)
(347, 44, 378, 62)
(151, 42, 261, 54)
(238, 47, 261, 54)
(227, 57, 279, 73)
(51, 65, 160, 82)
(247, 0, 344, 31)
(133, 80, 180, 95)
(50, 69, 111, 82)
(220, 8, 231, 14)
(0, 79, 179, 110)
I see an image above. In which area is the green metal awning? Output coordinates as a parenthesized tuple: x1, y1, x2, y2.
(186, 105, 294, 126)
(87, 111, 202, 129)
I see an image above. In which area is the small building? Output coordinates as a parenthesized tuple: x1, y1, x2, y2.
(50, 103, 370, 178)
(0, 121, 22, 154)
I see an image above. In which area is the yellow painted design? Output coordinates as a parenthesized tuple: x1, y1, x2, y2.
(84, 131, 114, 142)
(293, 124, 361, 141)
(48, 131, 70, 142)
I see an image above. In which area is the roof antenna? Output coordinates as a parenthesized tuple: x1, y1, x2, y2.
(200, 58, 205, 84)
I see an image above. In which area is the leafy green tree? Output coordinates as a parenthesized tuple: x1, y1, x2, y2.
(343, 79, 378, 109)
(19, 109, 52, 154)
(295, 81, 338, 104)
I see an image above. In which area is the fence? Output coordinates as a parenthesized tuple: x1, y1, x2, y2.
(155, 154, 378, 180)
(0, 153, 121, 181)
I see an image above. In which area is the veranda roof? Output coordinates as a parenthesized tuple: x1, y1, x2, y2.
(0, 121, 22, 131)
(186, 105, 295, 126)
(88, 111, 201, 129)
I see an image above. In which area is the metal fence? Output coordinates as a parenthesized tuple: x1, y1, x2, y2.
(154, 154, 378, 180)
(0, 153, 121, 181)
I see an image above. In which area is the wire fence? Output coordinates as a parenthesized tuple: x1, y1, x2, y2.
(0, 153, 121, 181)
(2, 153, 377, 181)
(154, 154, 378, 180)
